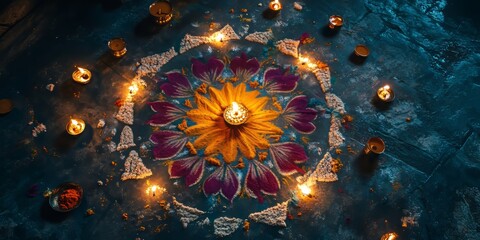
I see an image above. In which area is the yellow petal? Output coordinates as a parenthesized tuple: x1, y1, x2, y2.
(220, 133, 238, 163)
(193, 128, 224, 148)
(187, 109, 219, 122)
(244, 96, 268, 113)
(244, 121, 283, 135)
(209, 87, 229, 109)
(248, 110, 280, 122)
(194, 92, 222, 115)
(185, 122, 218, 135)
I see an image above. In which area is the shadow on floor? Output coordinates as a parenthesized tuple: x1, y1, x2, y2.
(134, 16, 167, 37)
(40, 199, 71, 223)
(320, 25, 341, 38)
(355, 152, 380, 178)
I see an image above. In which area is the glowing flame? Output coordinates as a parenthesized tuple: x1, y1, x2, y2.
(129, 83, 139, 96)
(77, 67, 87, 74)
(71, 119, 78, 125)
(383, 85, 390, 90)
(381, 233, 398, 240)
(231, 102, 239, 113)
(298, 55, 317, 69)
(298, 184, 311, 196)
(210, 33, 225, 43)
(146, 185, 164, 196)
(270, 0, 282, 10)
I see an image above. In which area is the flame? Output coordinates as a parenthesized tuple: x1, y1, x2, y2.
(129, 83, 139, 96)
(383, 85, 390, 90)
(298, 184, 311, 195)
(77, 67, 86, 74)
(146, 185, 162, 196)
(270, 0, 282, 10)
(231, 102, 239, 113)
(71, 119, 78, 125)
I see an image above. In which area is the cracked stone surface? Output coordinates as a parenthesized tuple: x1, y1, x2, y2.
(0, 0, 478, 239)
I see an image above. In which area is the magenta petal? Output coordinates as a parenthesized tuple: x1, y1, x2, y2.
(269, 142, 307, 176)
(263, 67, 299, 93)
(147, 101, 185, 127)
(203, 165, 240, 202)
(168, 156, 205, 187)
(230, 52, 260, 80)
(245, 160, 280, 203)
(191, 57, 224, 83)
(160, 71, 193, 98)
(150, 131, 188, 160)
(282, 95, 318, 134)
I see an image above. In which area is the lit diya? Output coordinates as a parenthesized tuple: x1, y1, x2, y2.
(223, 102, 249, 125)
(380, 232, 399, 240)
(377, 85, 395, 102)
(328, 15, 343, 29)
(149, 1, 173, 25)
(72, 67, 92, 84)
(269, 0, 282, 11)
(66, 118, 86, 135)
(108, 38, 127, 58)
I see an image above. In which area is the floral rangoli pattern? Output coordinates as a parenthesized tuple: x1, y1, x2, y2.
(148, 53, 318, 203)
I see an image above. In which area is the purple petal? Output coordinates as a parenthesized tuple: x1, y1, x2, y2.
(230, 52, 260, 80)
(203, 165, 240, 202)
(263, 67, 299, 93)
(269, 142, 307, 176)
(168, 156, 205, 187)
(160, 71, 193, 98)
(245, 160, 280, 203)
(282, 95, 318, 134)
(147, 101, 185, 127)
(191, 57, 224, 83)
(150, 131, 188, 160)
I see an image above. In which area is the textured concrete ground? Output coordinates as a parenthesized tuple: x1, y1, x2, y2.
(0, 0, 479, 239)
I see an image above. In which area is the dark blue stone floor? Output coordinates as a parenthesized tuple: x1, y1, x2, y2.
(0, 0, 479, 239)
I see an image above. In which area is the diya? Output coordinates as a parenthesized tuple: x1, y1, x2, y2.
(149, 1, 173, 25)
(66, 118, 86, 135)
(223, 102, 249, 125)
(377, 85, 395, 102)
(72, 67, 92, 84)
(108, 38, 127, 58)
(364, 137, 385, 155)
(328, 15, 343, 29)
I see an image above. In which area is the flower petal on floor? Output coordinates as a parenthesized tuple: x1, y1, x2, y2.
(245, 160, 280, 203)
(263, 67, 299, 93)
(230, 52, 260, 81)
(282, 95, 318, 134)
(150, 130, 188, 160)
(269, 142, 307, 176)
(160, 71, 193, 98)
(191, 57, 224, 83)
(147, 101, 185, 127)
(203, 165, 240, 202)
(168, 156, 205, 187)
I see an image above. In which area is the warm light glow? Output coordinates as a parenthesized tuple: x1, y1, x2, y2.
(223, 101, 249, 125)
(380, 232, 398, 240)
(298, 55, 317, 69)
(66, 118, 86, 135)
(377, 85, 392, 101)
(72, 67, 91, 84)
(298, 184, 312, 196)
(210, 33, 225, 43)
(128, 83, 139, 96)
(146, 185, 165, 197)
(329, 15, 344, 29)
(269, 0, 282, 11)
